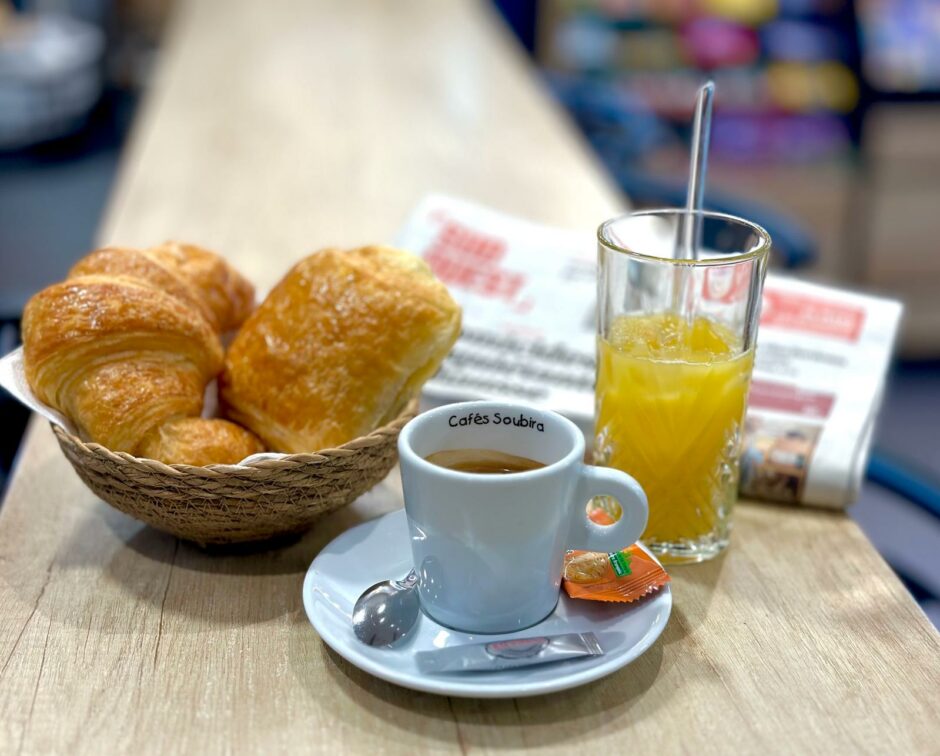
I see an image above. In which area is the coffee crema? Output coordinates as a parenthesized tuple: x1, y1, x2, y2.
(424, 448, 545, 475)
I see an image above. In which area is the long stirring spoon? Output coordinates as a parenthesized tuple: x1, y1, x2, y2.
(676, 80, 715, 262)
(684, 80, 715, 258)
(672, 81, 716, 331)
(352, 569, 420, 648)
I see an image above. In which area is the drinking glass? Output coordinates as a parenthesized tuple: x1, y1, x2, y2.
(595, 209, 770, 563)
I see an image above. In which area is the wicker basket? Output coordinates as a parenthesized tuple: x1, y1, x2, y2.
(52, 400, 418, 545)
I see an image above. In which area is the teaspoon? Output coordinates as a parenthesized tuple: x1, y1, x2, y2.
(352, 569, 420, 648)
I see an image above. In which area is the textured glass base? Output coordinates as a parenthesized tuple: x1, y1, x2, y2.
(644, 530, 730, 565)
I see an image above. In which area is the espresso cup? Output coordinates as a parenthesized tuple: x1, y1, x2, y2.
(398, 400, 649, 634)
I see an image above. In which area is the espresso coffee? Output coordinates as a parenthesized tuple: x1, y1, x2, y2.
(424, 448, 545, 475)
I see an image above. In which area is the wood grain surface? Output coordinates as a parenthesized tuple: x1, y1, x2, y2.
(1, 0, 938, 753)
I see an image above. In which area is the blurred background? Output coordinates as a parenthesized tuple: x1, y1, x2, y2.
(0, 0, 938, 622)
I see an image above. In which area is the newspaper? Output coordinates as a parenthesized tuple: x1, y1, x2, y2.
(398, 195, 903, 510)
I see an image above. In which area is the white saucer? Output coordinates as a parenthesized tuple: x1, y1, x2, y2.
(303, 509, 672, 698)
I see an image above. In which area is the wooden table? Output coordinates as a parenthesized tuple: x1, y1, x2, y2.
(2, 1, 938, 752)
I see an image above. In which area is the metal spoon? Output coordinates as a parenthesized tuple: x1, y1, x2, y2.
(352, 569, 420, 648)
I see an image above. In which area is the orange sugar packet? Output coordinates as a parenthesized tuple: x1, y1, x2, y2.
(563, 545, 670, 603)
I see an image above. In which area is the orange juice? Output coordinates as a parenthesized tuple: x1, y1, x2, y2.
(594, 313, 754, 550)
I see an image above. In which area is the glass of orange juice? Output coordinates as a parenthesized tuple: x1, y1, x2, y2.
(595, 209, 770, 563)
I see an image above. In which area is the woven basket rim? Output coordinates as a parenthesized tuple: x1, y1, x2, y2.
(50, 398, 419, 477)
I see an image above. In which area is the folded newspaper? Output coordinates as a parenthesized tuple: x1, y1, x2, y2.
(398, 195, 903, 510)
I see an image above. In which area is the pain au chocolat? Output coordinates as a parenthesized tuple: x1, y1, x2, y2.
(220, 245, 461, 453)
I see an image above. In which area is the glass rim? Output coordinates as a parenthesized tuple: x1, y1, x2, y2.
(597, 208, 772, 267)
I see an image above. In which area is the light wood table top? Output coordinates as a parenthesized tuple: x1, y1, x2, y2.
(2, 0, 938, 753)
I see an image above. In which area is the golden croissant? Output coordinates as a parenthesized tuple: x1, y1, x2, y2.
(21, 243, 264, 465)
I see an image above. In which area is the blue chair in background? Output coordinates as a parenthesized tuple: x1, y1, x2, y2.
(866, 451, 940, 603)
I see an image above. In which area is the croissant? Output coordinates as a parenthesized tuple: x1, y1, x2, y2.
(21, 244, 264, 465)
(69, 242, 255, 334)
(220, 245, 461, 452)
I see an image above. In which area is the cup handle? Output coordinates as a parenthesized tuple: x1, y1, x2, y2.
(568, 464, 649, 553)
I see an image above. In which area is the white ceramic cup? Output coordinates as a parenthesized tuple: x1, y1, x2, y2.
(398, 400, 649, 634)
